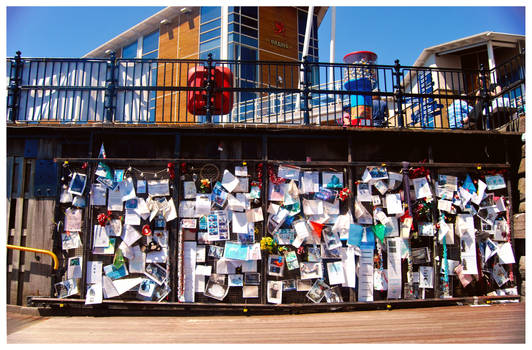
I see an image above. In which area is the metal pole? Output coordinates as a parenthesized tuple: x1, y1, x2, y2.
(7, 51, 23, 123)
(205, 53, 215, 124)
(104, 51, 116, 123)
(296, 6, 315, 112)
(479, 64, 490, 130)
(394, 60, 405, 128)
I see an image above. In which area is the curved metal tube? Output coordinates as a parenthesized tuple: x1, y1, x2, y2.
(6, 244, 59, 270)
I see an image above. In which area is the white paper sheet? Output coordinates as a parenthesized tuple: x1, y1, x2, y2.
(121, 177, 137, 202)
(121, 224, 142, 246)
(146, 248, 168, 264)
(385, 193, 403, 215)
(93, 224, 110, 248)
(107, 187, 123, 211)
(67, 256, 83, 279)
(301, 171, 320, 193)
(194, 195, 211, 217)
(302, 199, 324, 216)
(102, 275, 119, 299)
(327, 261, 346, 285)
(195, 265, 213, 276)
(340, 247, 356, 288)
(221, 170, 239, 193)
(135, 197, 151, 220)
(148, 179, 170, 197)
(128, 245, 145, 274)
(412, 177, 432, 199)
(124, 208, 141, 225)
(357, 183, 373, 202)
(183, 181, 197, 199)
(419, 266, 434, 289)
(497, 242, 516, 264)
(246, 207, 264, 223)
(85, 283, 103, 305)
(387, 237, 402, 299)
(112, 277, 143, 296)
(358, 249, 374, 302)
(90, 183, 107, 206)
(87, 261, 103, 285)
(181, 242, 196, 302)
(64, 207, 82, 232)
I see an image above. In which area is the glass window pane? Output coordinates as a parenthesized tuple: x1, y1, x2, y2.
(142, 31, 159, 54)
(298, 10, 307, 35)
(228, 23, 240, 33)
(241, 7, 258, 18)
(200, 48, 220, 60)
(122, 41, 138, 58)
(228, 33, 240, 44)
(199, 38, 220, 52)
(200, 7, 221, 23)
(142, 51, 158, 59)
(241, 16, 257, 28)
(228, 13, 240, 23)
(200, 28, 221, 43)
(241, 26, 257, 38)
(240, 35, 258, 48)
(200, 20, 220, 33)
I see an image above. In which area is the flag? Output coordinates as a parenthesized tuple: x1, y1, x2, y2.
(98, 143, 106, 159)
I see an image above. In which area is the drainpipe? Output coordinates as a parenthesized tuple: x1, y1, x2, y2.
(329, 7, 336, 91)
(486, 34, 497, 84)
(296, 6, 314, 114)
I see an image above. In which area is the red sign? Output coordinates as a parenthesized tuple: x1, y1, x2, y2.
(274, 21, 286, 36)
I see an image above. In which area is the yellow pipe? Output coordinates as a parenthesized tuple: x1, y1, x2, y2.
(7, 244, 59, 270)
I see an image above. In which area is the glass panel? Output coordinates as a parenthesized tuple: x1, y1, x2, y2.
(199, 38, 221, 52)
(200, 48, 220, 60)
(228, 33, 240, 44)
(200, 7, 221, 23)
(298, 10, 307, 35)
(142, 30, 159, 54)
(241, 7, 258, 18)
(241, 26, 257, 38)
(228, 23, 240, 33)
(142, 51, 158, 59)
(200, 28, 221, 43)
(241, 16, 257, 28)
(122, 41, 138, 58)
(240, 35, 258, 48)
(200, 20, 221, 33)
(228, 13, 240, 23)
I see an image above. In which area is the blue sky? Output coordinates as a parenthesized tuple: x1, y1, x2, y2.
(5, 5, 526, 66)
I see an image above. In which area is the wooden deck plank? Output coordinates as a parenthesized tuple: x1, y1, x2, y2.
(7, 303, 525, 343)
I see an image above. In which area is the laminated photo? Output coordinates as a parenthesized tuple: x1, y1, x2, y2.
(322, 172, 343, 189)
(204, 274, 229, 301)
(300, 262, 323, 280)
(208, 245, 224, 259)
(362, 166, 388, 182)
(296, 279, 313, 291)
(228, 274, 244, 287)
(90, 183, 107, 206)
(307, 246, 321, 262)
(85, 284, 103, 305)
(178, 201, 195, 218)
(224, 241, 250, 261)
(419, 266, 434, 289)
(412, 177, 432, 199)
(282, 279, 297, 291)
(92, 237, 116, 255)
(412, 247, 431, 264)
(278, 164, 301, 180)
(67, 256, 83, 280)
(138, 278, 157, 298)
(268, 254, 285, 277)
(485, 174, 506, 190)
(306, 279, 329, 303)
(93, 224, 110, 248)
(183, 181, 197, 199)
(324, 286, 344, 303)
(61, 231, 82, 250)
(54, 279, 79, 298)
(301, 171, 320, 194)
(211, 182, 228, 208)
(321, 244, 342, 259)
(285, 250, 299, 270)
(326, 261, 345, 285)
(243, 285, 259, 298)
(64, 207, 82, 232)
(106, 218, 122, 237)
(492, 263, 509, 287)
(244, 272, 261, 286)
(267, 280, 283, 304)
(68, 172, 87, 196)
(234, 166, 248, 177)
(136, 179, 146, 194)
(314, 188, 336, 203)
(322, 226, 342, 250)
(221, 169, 239, 193)
(104, 263, 128, 280)
(374, 180, 388, 195)
(144, 263, 168, 286)
(418, 222, 435, 237)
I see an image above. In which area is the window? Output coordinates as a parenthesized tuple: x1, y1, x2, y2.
(142, 31, 159, 56)
(122, 41, 138, 58)
(200, 7, 221, 24)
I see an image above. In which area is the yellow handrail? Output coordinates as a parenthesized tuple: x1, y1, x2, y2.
(7, 244, 59, 270)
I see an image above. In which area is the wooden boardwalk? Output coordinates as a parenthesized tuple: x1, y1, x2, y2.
(7, 302, 525, 343)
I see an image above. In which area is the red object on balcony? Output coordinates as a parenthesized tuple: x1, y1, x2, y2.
(187, 66, 233, 115)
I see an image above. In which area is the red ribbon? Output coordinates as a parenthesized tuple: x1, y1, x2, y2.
(167, 162, 175, 180)
(142, 224, 152, 236)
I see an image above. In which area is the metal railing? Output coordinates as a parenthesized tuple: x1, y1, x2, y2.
(7, 51, 525, 131)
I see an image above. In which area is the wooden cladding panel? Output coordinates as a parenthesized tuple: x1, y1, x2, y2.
(158, 19, 179, 59)
(258, 7, 299, 61)
(258, 50, 299, 90)
(178, 8, 200, 58)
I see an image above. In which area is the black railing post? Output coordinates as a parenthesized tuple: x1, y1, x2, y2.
(104, 51, 116, 123)
(301, 56, 311, 125)
(7, 51, 23, 123)
(479, 64, 491, 130)
(205, 53, 215, 124)
(393, 59, 405, 128)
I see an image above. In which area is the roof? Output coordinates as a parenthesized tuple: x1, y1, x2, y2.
(84, 6, 329, 58)
(413, 31, 525, 67)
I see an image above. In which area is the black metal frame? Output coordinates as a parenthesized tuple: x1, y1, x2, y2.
(6, 51, 525, 130)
